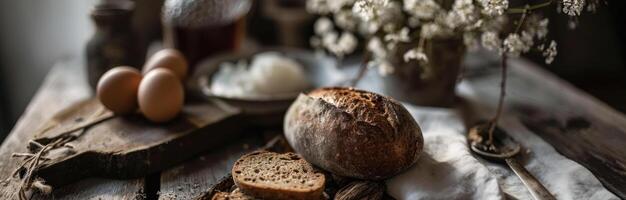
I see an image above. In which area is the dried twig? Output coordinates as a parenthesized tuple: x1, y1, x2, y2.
(487, 52, 508, 146)
(8, 105, 114, 199)
(486, 6, 529, 146)
(349, 51, 371, 87)
(32, 179, 52, 195)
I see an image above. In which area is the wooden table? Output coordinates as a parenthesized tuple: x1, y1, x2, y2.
(0, 54, 624, 199)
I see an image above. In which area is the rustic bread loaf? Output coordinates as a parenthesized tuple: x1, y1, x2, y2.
(232, 151, 326, 200)
(284, 87, 423, 180)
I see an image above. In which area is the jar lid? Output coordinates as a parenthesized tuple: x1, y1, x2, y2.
(162, 0, 252, 28)
(94, 0, 134, 11)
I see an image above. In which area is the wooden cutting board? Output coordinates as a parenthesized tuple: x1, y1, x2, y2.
(26, 98, 246, 188)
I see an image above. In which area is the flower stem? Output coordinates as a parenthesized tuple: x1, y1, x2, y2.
(350, 50, 371, 87)
(507, 0, 554, 14)
(487, 7, 530, 146)
(487, 52, 508, 145)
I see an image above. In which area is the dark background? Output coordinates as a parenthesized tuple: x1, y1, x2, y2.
(0, 0, 624, 142)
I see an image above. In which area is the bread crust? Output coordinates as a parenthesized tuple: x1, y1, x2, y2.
(284, 87, 423, 180)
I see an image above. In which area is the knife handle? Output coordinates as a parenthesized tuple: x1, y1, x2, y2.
(505, 158, 556, 200)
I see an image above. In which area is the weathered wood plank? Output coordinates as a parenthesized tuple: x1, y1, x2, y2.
(0, 62, 145, 199)
(158, 132, 265, 200)
(42, 178, 145, 200)
(31, 98, 245, 188)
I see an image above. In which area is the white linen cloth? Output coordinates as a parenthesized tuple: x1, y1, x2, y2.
(323, 52, 619, 200)
(384, 83, 619, 200)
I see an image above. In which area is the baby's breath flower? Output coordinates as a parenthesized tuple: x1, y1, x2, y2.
(384, 27, 411, 43)
(520, 31, 534, 46)
(543, 40, 557, 64)
(320, 31, 358, 57)
(321, 31, 338, 50)
(444, 12, 464, 29)
(327, 0, 357, 12)
(503, 33, 531, 56)
(445, 0, 477, 29)
(336, 32, 358, 56)
(562, 0, 585, 16)
(314, 17, 334, 35)
(367, 37, 387, 58)
(375, 59, 395, 75)
(464, 32, 479, 51)
(404, 48, 429, 63)
(479, 0, 509, 16)
(586, 0, 600, 12)
(378, 2, 404, 30)
(403, 0, 441, 20)
(453, 0, 476, 15)
(383, 23, 398, 33)
(521, 15, 545, 39)
(334, 10, 358, 31)
(481, 15, 508, 32)
(352, 0, 389, 22)
(306, 0, 330, 14)
(353, 0, 401, 34)
(481, 31, 501, 51)
(421, 23, 444, 39)
(367, 52, 395, 75)
(384, 27, 410, 50)
(465, 19, 483, 31)
(408, 16, 422, 28)
(305, 0, 573, 77)
(536, 19, 549, 39)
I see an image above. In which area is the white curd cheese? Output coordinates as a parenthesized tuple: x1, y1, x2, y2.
(211, 52, 310, 98)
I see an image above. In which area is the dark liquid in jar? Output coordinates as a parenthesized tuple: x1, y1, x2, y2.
(166, 18, 244, 72)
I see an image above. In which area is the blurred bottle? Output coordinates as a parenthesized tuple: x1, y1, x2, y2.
(86, 0, 145, 90)
(162, 0, 251, 72)
(262, 0, 313, 47)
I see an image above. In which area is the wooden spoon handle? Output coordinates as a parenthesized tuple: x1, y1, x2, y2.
(506, 158, 556, 200)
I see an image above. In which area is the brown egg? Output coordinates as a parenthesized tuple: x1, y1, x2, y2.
(142, 49, 188, 80)
(138, 68, 184, 122)
(96, 66, 142, 114)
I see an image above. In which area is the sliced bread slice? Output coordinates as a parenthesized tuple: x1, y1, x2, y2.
(232, 151, 326, 200)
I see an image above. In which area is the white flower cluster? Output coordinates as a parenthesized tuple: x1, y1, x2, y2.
(367, 37, 395, 75)
(307, 0, 357, 14)
(307, 0, 595, 75)
(562, 0, 585, 16)
(404, 0, 440, 20)
(503, 33, 530, 57)
(310, 17, 357, 58)
(479, 14, 553, 58)
(352, 0, 389, 22)
(538, 40, 557, 64)
(479, 0, 509, 16)
(481, 31, 501, 51)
